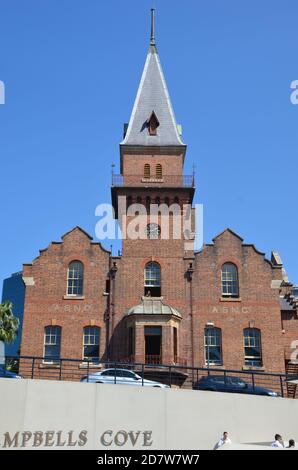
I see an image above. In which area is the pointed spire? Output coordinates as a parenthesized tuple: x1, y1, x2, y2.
(121, 9, 185, 148)
(150, 8, 156, 47)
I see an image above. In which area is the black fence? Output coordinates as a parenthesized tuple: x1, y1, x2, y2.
(3, 355, 298, 399)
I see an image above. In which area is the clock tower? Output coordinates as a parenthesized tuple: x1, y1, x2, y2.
(110, 10, 196, 366)
(111, 9, 195, 259)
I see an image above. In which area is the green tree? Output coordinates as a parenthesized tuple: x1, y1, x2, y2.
(0, 301, 19, 344)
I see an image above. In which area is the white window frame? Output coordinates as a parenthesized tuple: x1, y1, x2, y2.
(67, 261, 84, 296)
(43, 326, 61, 364)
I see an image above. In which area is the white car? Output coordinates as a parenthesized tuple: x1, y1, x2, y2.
(80, 368, 169, 388)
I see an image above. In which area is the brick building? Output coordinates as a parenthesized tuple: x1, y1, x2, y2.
(20, 14, 298, 379)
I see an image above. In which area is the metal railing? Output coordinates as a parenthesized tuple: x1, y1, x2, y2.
(2, 356, 298, 398)
(112, 174, 195, 188)
(3, 355, 297, 399)
(145, 355, 161, 365)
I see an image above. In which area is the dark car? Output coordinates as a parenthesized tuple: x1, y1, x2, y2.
(0, 367, 22, 379)
(192, 375, 279, 397)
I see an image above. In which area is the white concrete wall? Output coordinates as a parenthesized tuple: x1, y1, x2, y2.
(0, 378, 297, 450)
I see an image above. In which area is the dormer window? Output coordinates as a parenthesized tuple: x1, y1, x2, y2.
(147, 111, 159, 136)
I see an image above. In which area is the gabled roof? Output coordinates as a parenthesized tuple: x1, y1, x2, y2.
(212, 228, 244, 243)
(120, 44, 185, 148)
(61, 226, 93, 240)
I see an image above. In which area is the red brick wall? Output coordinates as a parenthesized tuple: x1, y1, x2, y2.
(20, 225, 290, 376)
(192, 230, 285, 373)
(21, 228, 110, 361)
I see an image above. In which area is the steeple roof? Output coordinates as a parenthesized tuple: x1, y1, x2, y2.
(121, 11, 185, 148)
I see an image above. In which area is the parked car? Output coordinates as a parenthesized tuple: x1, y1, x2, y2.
(80, 368, 169, 388)
(0, 367, 22, 379)
(192, 375, 279, 397)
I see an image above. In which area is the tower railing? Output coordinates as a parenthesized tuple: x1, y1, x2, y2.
(111, 174, 195, 188)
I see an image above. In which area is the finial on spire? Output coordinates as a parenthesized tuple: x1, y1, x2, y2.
(150, 8, 156, 46)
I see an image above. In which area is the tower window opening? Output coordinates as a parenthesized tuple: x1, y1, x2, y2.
(144, 164, 151, 179)
(156, 164, 162, 178)
(144, 262, 161, 297)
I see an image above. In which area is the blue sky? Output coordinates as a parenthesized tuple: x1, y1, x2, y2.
(0, 0, 297, 296)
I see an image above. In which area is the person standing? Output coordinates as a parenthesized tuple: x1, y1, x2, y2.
(287, 439, 295, 449)
(214, 431, 232, 450)
(271, 434, 284, 448)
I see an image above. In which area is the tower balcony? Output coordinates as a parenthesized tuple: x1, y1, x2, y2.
(111, 174, 195, 188)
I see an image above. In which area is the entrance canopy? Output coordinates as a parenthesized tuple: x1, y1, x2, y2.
(126, 297, 182, 318)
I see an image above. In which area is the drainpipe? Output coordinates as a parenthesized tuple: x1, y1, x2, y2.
(110, 262, 118, 358)
(187, 263, 195, 373)
(104, 251, 112, 362)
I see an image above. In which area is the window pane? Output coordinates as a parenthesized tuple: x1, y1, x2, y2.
(84, 345, 99, 359)
(244, 329, 262, 366)
(221, 263, 239, 297)
(144, 262, 161, 287)
(67, 261, 84, 296)
(145, 326, 162, 335)
(205, 328, 222, 365)
(83, 327, 100, 360)
(44, 326, 61, 362)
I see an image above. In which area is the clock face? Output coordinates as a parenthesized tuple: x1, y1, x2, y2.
(146, 223, 161, 239)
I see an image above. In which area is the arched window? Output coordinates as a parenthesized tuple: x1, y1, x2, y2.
(44, 326, 61, 363)
(244, 328, 262, 367)
(67, 261, 84, 296)
(204, 327, 222, 366)
(144, 164, 150, 179)
(144, 262, 161, 297)
(156, 164, 162, 178)
(83, 326, 100, 362)
(221, 263, 239, 298)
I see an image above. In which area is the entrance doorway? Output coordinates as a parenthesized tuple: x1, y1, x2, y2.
(145, 326, 162, 365)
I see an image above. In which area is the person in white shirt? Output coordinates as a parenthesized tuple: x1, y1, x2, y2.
(271, 434, 284, 449)
(214, 431, 232, 450)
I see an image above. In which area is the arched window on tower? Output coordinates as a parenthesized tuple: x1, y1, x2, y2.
(67, 261, 84, 296)
(244, 328, 262, 367)
(144, 262, 161, 297)
(144, 164, 150, 179)
(221, 263, 239, 298)
(156, 164, 162, 179)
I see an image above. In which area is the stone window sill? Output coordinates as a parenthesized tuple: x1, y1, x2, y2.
(242, 366, 265, 372)
(220, 297, 242, 302)
(63, 295, 85, 300)
(39, 363, 60, 369)
(202, 364, 225, 369)
(79, 363, 102, 369)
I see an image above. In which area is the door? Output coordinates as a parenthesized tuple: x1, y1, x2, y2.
(145, 326, 162, 365)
